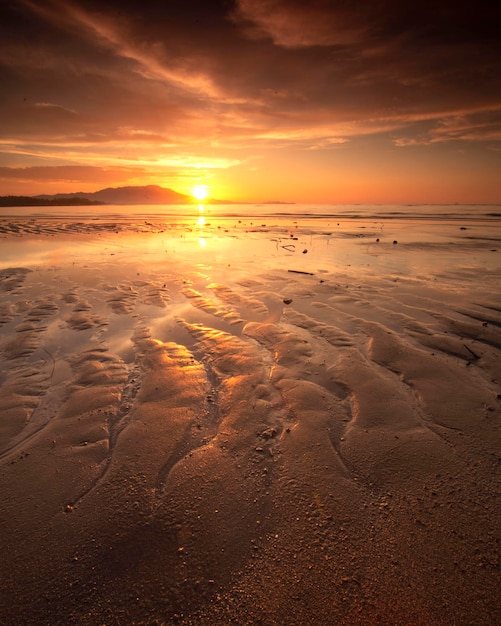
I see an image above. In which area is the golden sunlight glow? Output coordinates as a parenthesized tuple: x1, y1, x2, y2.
(191, 185, 210, 201)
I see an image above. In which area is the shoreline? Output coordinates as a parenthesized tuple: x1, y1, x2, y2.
(1, 201, 500, 221)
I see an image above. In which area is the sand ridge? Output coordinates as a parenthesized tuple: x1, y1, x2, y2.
(0, 214, 500, 624)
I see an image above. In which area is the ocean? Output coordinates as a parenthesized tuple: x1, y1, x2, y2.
(0, 203, 500, 221)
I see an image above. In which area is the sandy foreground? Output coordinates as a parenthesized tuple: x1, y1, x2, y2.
(0, 213, 500, 625)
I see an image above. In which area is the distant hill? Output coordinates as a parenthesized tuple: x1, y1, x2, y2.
(33, 185, 192, 205)
(0, 195, 104, 207)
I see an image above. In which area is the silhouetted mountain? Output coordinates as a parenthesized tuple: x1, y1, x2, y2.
(0, 195, 104, 207)
(34, 185, 191, 205)
(0, 185, 238, 206)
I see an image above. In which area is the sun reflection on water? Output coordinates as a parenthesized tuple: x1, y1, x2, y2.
(198, 204, 207, 246)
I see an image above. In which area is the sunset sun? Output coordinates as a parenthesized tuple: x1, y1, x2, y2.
(191, 185, 209, 201)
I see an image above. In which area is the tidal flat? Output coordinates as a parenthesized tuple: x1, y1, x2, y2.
(0, 210, 500, 625)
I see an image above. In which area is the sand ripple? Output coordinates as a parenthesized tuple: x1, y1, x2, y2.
(0, 218, 500, 625)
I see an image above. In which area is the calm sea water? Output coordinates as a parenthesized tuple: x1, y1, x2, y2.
(0, 202, 499, 300)
(0, 203, 500, 221)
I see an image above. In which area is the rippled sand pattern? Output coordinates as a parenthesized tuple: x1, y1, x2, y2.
(0, 215, 500, 625)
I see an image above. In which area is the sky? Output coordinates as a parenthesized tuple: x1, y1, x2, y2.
(0, 0, 500, 204)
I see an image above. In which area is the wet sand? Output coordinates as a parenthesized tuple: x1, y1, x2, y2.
(0, 213, 500, 625)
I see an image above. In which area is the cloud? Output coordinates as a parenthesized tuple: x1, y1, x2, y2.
(0, 165, 146, 184)
(0, 153, 242, 190)
(232, 0, 367, 48)
(393, 106, 501, 146)
(3, 0, 499, 146)
(19, 0, 223, 98)
(0, 0, 500, 199)
(429, 110, 501, 143)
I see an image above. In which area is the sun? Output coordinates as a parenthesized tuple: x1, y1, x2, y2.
(191, 185, 210, 201)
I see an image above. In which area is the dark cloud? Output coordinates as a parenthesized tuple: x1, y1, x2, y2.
(2, 1, 499, 129)
(232, 0, 370, 47)
(233, 0, 501, 48)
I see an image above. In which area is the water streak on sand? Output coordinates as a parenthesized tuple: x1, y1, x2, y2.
(0, 209, 500, 625)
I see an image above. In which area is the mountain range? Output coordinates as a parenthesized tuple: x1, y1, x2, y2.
(0, 185, 200, 206)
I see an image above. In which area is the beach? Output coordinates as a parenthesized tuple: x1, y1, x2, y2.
(0, 207, 500, 625)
